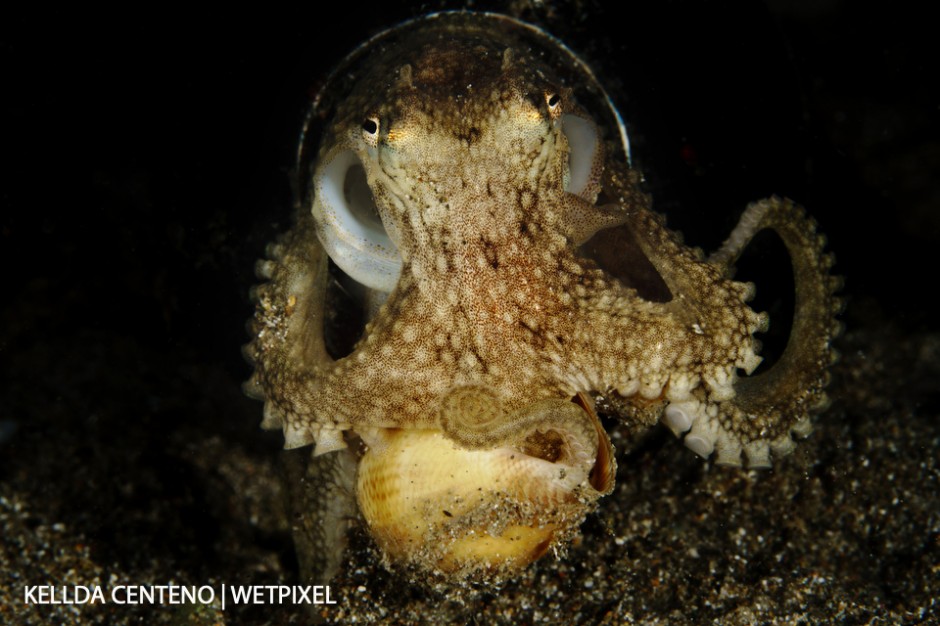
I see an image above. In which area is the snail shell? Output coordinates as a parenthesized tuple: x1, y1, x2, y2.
(356, 396, 615, 581)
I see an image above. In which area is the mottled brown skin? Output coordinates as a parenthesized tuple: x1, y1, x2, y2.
(244, 13, 841, 584)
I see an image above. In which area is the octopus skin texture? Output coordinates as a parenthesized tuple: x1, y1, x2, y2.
(243, 12, 842, 586)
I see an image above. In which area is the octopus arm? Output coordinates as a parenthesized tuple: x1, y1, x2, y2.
(282, 444, 358, 586)
(438, 387, 616, 495)
(243, 211, 342, 452)
(702, 197, 843, 466)
(600, 164, 840, 467)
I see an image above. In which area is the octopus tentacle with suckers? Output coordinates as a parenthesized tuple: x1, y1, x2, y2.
(243, 12, 842, 585)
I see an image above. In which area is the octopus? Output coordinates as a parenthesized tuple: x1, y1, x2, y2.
(243, 12, 842, 586)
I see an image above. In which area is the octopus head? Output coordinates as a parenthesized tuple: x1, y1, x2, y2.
(311, 35, 605, 293)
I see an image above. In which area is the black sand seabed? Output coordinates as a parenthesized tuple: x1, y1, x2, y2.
(3, 3, 937, 624)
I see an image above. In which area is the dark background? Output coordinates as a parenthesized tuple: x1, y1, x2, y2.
(5, 1, 936, 373)
(6, 1, 937, 358)
(2, 1, 937, 624)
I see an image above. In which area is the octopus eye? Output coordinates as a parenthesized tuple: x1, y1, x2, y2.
(361, 116, 380, 147)
(312, 149, 401, 292)
(545, 92, 562, 118)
